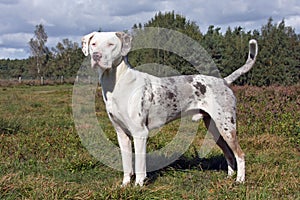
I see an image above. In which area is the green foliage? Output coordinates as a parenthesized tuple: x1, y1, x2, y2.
(48, 38, 83, 78)
(130, 11, 204, 76)
(255, 18, 300, 86)
(0, 117, 23, 134)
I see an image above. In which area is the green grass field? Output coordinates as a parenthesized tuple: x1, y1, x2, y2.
(0, 84, 299, 199)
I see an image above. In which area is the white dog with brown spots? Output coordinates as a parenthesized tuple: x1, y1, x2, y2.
(81, 31, 258, 186)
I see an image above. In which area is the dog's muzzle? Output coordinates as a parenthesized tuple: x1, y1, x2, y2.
(91, 52, 102, 68)
(93, 52, 102, 62)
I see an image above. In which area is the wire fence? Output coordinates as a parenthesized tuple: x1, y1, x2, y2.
(0, 75, 95, 87)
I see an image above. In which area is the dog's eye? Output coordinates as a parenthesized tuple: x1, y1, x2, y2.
(107, 43, 115, 47)
(91, 42, 96, 46)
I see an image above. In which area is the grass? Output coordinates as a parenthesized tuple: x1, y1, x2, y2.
(0, 84, 299, 199)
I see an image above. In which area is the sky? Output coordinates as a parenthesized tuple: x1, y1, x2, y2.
(0, 0, 299, 59)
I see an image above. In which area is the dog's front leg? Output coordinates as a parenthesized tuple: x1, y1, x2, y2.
(117, 129, 133, 187)
(134, 136, 147, 186)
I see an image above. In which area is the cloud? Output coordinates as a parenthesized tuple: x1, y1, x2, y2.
(0, 0, 19, 5)
(286, 15, 300, 31)
(0, 33, 33, 48)
(0, 0, 299, 59)
(0, 47, 28, 59)
(103, 0, 158, 17)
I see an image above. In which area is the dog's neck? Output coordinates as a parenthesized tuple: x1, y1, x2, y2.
(100, 58, 130, 101)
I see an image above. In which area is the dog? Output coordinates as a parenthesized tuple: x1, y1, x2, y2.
(81, 31, 258, 186)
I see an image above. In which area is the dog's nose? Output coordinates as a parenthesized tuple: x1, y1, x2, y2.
(93, 52, 102, 61)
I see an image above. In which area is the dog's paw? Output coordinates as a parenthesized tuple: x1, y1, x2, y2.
(121, 175, 132, 187)
(134, 181, 144, 187)
(227, 166, 235, 177)
(121, 181, 131, 188)
(121, 182, 130, 187)
(236, 175, 245, 183)
(135, 174, 147, 187)
(135, 179, 146, 187)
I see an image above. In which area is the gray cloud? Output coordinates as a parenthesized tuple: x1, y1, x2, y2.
(0, 0, 20, 5)
(0, 0, 299, 59)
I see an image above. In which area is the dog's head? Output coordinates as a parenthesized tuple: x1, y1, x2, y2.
(81, 32, 132, 69)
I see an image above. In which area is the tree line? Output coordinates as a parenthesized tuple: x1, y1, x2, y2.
(0, 11, 299, 86)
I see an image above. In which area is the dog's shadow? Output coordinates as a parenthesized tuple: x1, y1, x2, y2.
(146, 148, 228, 184)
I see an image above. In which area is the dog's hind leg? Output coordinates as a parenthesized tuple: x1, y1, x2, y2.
(222, 129, 245, 183)
(203, 116, 236, 177)
(209, 115, 245, 183)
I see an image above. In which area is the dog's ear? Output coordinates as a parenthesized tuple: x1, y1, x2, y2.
(116, 32, 132, 56)
(81, 32, 97, 56)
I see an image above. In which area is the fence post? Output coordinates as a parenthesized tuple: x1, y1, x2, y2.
(41, 76, 44, 85)
(75, 75, 79, 83)
(60, 75, 64, 84)
(18, 76, 22, 84)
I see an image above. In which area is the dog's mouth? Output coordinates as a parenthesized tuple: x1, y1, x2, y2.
(91, 51, 116, 69)
(91, 59, 112, 70)
(91, 59, 100, 68)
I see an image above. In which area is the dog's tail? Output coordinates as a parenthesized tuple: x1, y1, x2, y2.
(224, 39, 258, 85)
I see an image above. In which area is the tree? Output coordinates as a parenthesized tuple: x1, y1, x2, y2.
(202, 25, 224, 65)
(130, 11, 204, 76)
(50, 38, 82, 78)
(256, 18, 300, 86)
(28, 24, 49, 77)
